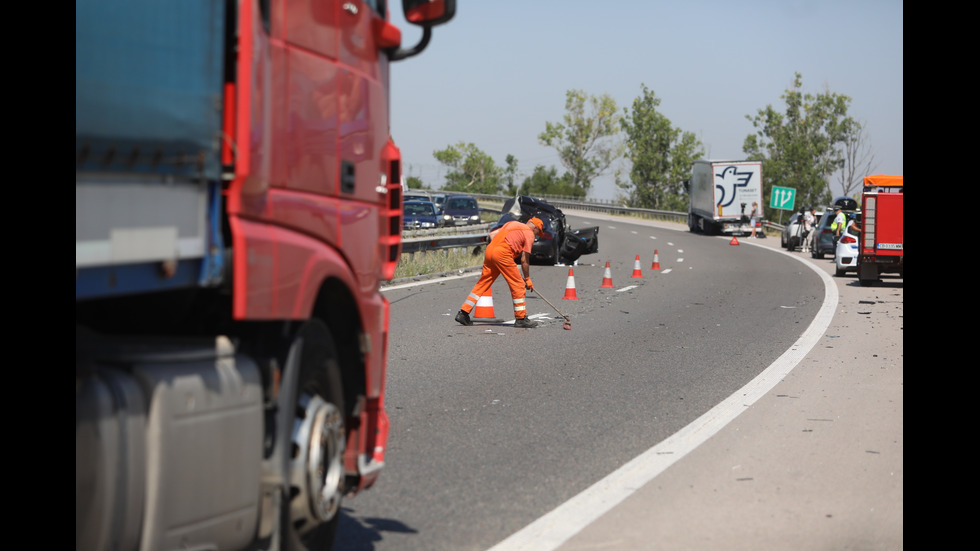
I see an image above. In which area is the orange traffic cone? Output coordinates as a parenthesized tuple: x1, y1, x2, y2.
(601, 261, 615, 288)
(473, 293, 496, 318)
(562, 268, 579, 299)
(651, 250, 661, 271)
(729, 235, 740, 246)
(631, 255, 643, 278)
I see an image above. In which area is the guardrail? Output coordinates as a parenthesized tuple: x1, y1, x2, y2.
(472, 194, 785, 236)
(398, 194, 784, 254)
(401, 232, 489, 255)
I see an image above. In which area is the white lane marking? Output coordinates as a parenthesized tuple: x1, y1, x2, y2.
(486, 248, 838, 551)
(381, 271, 477, 291)
(661, 268, 672, 274)
(615, 285, 637, 292)
(500, 313, 550, 326)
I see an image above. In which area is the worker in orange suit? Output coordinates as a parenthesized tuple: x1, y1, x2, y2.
(456, 217, 544, 328)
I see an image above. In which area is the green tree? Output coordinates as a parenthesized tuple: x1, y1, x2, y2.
(835, 122, 876, 198)
(518, 165, 584, 198)
(432, 142, 504, 194)
(618, 84, 703, 211)
(743, 72, 859, 210)
(538, 89, 622, 194)
(406, 175, 425, 190)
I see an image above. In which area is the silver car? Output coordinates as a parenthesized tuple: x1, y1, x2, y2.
(782, 210, 821, 251)
(781, 211, 805, 250)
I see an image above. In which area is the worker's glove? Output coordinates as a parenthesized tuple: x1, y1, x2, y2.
(525, 278, 534, 291)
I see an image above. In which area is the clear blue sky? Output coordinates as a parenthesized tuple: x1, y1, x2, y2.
(388, 0, 903, 202)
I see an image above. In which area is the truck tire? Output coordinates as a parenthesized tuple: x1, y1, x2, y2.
(283, 320, 346, 551)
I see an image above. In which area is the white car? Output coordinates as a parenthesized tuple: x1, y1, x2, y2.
(834, 220, 861, 277)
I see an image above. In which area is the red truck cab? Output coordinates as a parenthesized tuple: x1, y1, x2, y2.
(858, 174, 903, 286)
(76, 2, 455, 551)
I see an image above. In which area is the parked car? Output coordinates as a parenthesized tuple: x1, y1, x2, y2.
(403, 191, 430, 204)
(402, 200, 439, 230)
(811, 196, 859, 259)
(834, 218, 861, 277)
(781, 211, 805, 250)
(809, 208, 835, 258)
(492, 196, 598, 265)
(782, 209, 823, 251)
(441, 195, 482, 226)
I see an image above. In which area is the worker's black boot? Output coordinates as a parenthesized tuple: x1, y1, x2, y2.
(455, 310, 473, 326)
(514, 317, 538, 328)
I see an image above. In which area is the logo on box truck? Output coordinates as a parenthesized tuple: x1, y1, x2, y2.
(714, 165, 759, 208)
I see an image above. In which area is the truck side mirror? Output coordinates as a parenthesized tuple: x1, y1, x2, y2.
(403, 0, 456, 27)
(390, 0, 456, 61)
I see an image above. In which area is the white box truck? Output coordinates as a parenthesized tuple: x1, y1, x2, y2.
(686, 160, 764, 236)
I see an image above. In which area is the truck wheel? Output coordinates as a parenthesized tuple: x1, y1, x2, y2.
(283, 320, 346, 551)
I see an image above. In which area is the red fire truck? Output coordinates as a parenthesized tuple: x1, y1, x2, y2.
(858, 175, 904, 286)
(76, 2, 454, 550)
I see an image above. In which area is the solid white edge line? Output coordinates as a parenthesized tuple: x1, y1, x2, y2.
(486, 246, 838, 551)
(381, 271, 478, 292)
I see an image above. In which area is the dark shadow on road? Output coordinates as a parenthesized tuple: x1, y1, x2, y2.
(333, 507, 419, 551)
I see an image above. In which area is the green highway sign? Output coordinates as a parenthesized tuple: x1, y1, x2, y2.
(770, 186, 796, 211)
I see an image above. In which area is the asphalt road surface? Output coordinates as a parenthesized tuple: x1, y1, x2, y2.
(333, 211, 902, 551)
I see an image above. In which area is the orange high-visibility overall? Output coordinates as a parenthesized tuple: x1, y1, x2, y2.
(461, 221, 534, 320)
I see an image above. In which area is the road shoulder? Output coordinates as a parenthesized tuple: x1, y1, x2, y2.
(556, 237, 903, 551)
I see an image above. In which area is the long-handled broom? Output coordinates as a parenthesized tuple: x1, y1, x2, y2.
(531, 288, 572, 330)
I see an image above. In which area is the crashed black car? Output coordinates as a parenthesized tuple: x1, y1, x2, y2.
(491, 196, 599, 265)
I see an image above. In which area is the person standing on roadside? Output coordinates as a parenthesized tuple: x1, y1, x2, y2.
(455, 217, 544, 328)
(749, 202, 760, 238)
(831, 205, 847, 247)
(802, 207, 816, 252)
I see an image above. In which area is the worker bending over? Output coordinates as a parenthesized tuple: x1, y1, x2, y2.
(455, 217, 544, 328)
